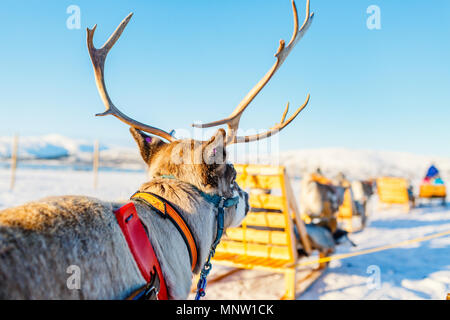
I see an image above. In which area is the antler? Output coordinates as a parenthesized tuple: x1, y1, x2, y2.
(87, 13, 176, 142)
(192, 0, 314, 145)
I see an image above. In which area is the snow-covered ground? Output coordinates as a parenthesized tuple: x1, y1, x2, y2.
(0, 167, 147, 209)
(299, 200, 450, 300)
(1, 167, 448, 300)
(193, 195, 450, 300)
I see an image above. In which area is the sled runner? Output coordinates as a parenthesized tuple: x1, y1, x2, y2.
(211, 164, 327, 300)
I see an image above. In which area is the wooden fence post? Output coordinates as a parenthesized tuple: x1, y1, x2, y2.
(9, 134, 19, 191)
(93, 140, 99, 189)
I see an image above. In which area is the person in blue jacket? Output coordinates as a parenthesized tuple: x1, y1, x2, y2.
(425, 164, 439, 179)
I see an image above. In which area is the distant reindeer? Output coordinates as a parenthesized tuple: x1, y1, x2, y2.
(299, 171, 355, 254)
(300, 171, 346, 233)
(351, 179, 374, 227)
(0, 0, 314, 299)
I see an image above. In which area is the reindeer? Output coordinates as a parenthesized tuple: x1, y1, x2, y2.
(300, 171, 346, 233)
(0, 1, 314, 299)
(299, 170, 349, 254)
(351, 179, 374, 227)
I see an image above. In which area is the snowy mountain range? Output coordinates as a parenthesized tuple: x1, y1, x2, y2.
(0, 134, 142, 169)
(0, 134, 449, 181)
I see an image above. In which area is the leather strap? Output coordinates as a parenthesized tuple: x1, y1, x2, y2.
(131, 192, 198, 272)
(114, 202, 168, 300)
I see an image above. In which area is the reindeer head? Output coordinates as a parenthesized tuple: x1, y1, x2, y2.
(87, 0, 314, 228)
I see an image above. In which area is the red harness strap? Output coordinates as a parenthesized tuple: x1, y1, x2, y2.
(114, 202, 168, 300)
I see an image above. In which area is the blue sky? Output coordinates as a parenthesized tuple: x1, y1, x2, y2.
(0, 0, 449, 157)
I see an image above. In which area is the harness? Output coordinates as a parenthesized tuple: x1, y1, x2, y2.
(132, 192, 198, 271)
(194, 192, 239, 300)
(115, 178, 239, 300)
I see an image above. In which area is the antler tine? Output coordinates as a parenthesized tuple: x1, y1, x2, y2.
(280, 102, 290, 124)
(277, 0, 314, 65)
(193, 0, 313, 146)
(87, 13, 176, 142)
(231, 94, 310, 144)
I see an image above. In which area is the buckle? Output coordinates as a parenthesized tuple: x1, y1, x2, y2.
(142, 284, 159, 300)
(130, 266, 161, 300)
(218, 197, 226, 208)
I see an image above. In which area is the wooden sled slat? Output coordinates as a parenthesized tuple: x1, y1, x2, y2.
(211, 164, 326, 299)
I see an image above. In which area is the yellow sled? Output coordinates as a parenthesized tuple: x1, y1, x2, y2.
(419, 184, 446, 206)
(376, 177, 414, 213)
(210, 164, 328, 300)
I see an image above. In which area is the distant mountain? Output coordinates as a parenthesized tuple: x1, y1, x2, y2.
(233, 148, 450, 182)
(1, 134, 449, 181)
(0, 134, 142, 169)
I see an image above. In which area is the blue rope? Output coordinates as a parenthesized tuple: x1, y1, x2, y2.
(195, 206, 225, 300)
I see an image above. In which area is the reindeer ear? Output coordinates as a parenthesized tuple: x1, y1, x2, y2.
(130, 128, 165, 164)
(203, 128, 227, 165)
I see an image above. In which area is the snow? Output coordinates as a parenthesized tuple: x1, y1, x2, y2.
(297, 202, 450, 300)
(191, 194, 450, 300)
(0, 134, 91, 159)
(0, 168, 147, 208)
(237, 148, 450, 182)
(1, 166, 448, 300)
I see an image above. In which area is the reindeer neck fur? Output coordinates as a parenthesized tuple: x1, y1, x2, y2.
(134, 177, 223, 299)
